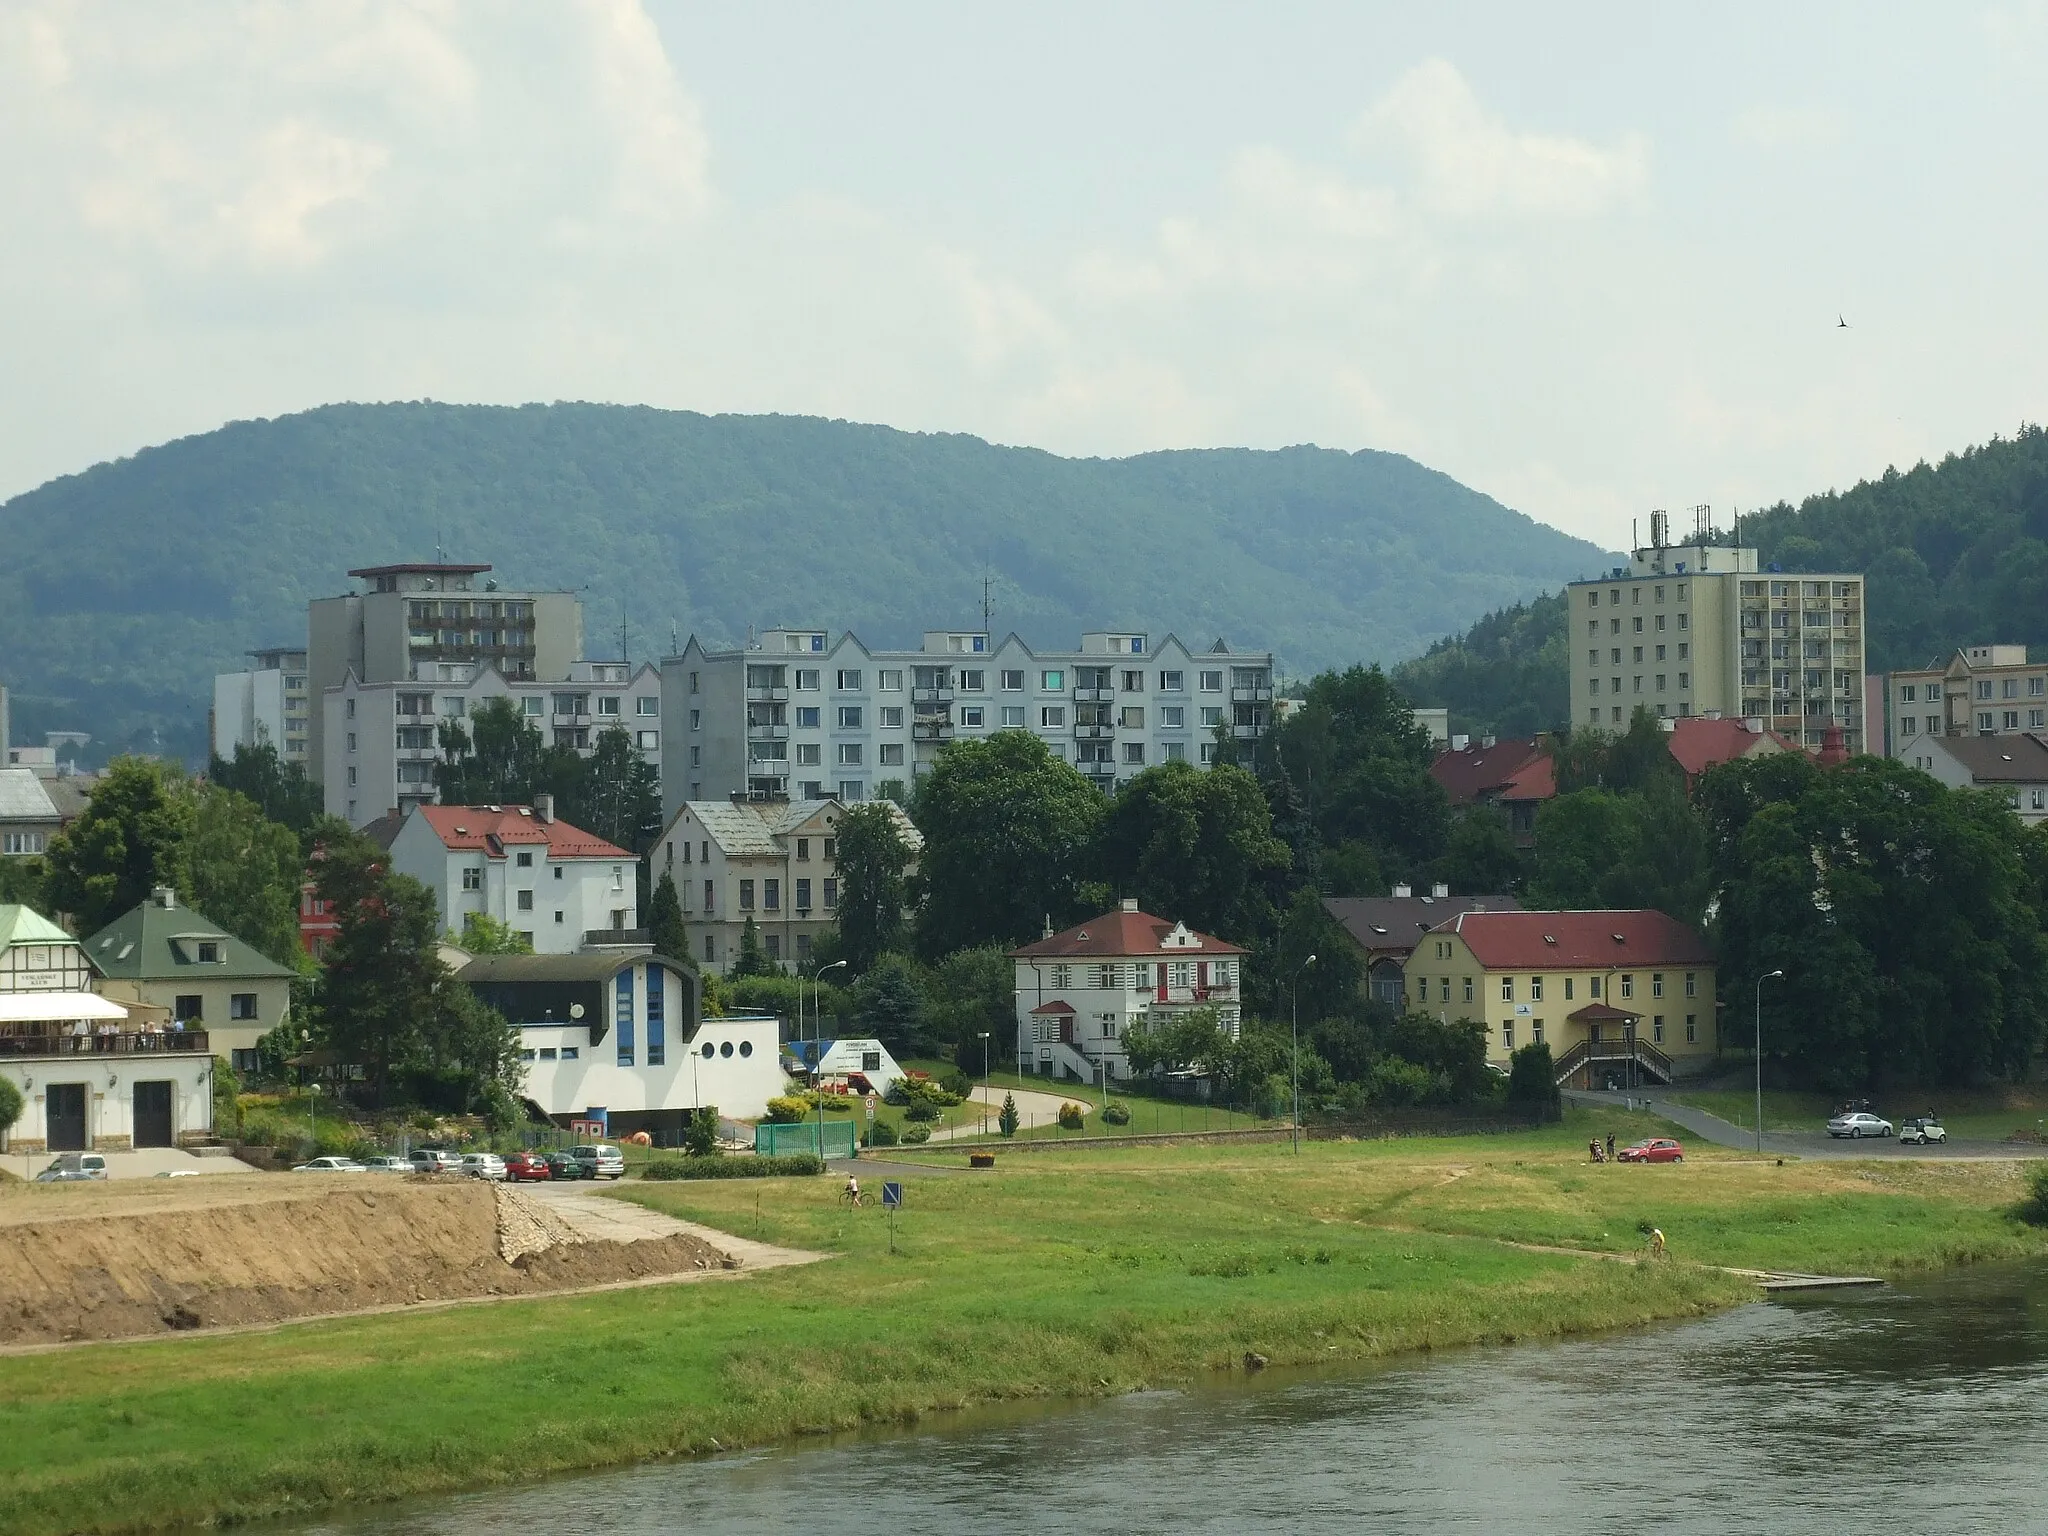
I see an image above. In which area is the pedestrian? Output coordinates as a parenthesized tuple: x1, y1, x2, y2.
(1605, 1132, 1616, 1161)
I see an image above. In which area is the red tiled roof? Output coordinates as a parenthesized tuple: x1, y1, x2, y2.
(1665, 717, 1794, 778)
(1500, 753, 1555, 801)
(416, 805, 632, 860)
(1434, 909, 1712, 969)
(1010, 907, 1247, 959)
(1429, 739, 1552, 806)
(1029, 1000, 1076, 1016)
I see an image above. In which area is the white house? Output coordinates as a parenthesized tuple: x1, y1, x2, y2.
(1908, 731, 2048, 824)
(1009, 899, 1249, 1084)
(459, 951, 784, 1137)
(388, 797, 638, 955)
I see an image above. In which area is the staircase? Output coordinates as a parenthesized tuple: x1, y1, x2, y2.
(1043, 1038, 1104, 1085)
(1552, 1035, 1675, 1087)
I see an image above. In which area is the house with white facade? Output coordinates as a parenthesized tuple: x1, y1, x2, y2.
(1009, 899, 1249, 1084)
(0, 905, 215, 1152)
(650, 797, 922, 973)
(213, 646, 311, 768)
(388, 798, 638, 955)
(458, 950, 783, 1136)
(1910, 731, 2048, 824)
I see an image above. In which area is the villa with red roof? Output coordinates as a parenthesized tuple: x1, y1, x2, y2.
(1428, 737, 1556, 845)
(1009, 900, 1248, 1084)
(1406, 908, 1718, 1089)
(388, 795, 638, 956)
(1664, 715, 1795, 787)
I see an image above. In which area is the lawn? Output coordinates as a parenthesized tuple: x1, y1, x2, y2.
(2, 1110, 2042, 1535)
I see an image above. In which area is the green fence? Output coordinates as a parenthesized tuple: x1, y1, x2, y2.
(755, 1119, 857, 1158)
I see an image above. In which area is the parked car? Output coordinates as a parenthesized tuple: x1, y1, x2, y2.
(544, 1150, 592, 1180)
(569, 1143, 627, 1180)
(504, 1151, 553, 1182)
(1617, 1137, 1685, 1164)
(1898, 1116, 1948, 1146)
(408, 1149, 465, 1175)
(461, 1152, 509, 1182)
(153, 1169, 201, 1178)
(33, 1167, 98, 1183)
(358, 1156, 413, 1173)
(40, 1152, 107, 1180)
(1827, 1112, 1894, 1139)
(292, 1156, 366, 1173)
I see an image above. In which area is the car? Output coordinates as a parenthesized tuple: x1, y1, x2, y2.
(1898, 1116, 1948, 1146)
(153, 1169, 202, 1179)
(291, 1156, 366, 1173)
(33, 1167, 99, 1183)
(503, 1151, 552, 1182)
(545, 1149, 592, 1180)
(408, 1149, 465, 1175)
(40, 1152, 107, 1180)
(1827, 1112, 1894, 1139)
(461, 1152, 509, 1181)
(1617, 1137, 1685, 1164)
(569, 1143, 626, 1180)
(358, 1156, 413, 1173)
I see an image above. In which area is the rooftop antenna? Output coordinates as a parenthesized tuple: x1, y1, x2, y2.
(981, 573, 993, 635)
(670, 618, 679, 655)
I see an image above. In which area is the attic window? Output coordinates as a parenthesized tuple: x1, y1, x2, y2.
(455, 825, 469, 835)
(1420, 896, 1434, 904)
(1543, 935, 1557, 945)
(1369, 925, 1388, 935)
(518, 807, 533, 817)
(1611, 933, 1626, 943)
(117, 943, 134, 961)
(97, 936, 112, 950)
(1076, 930, 1089, 940)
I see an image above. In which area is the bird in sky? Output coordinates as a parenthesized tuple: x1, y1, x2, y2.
(1837, 314, 1849, 328)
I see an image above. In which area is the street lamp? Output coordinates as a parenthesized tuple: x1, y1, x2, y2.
(1754, 969, 1784, 1154)
(1291, 955, 1316, 1155)
(811, 959, 848, 1047)
(977, 1031, 992, 1135)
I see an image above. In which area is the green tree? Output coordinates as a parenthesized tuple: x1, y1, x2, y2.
(0, 857, 45, 908)
(42, 756, 195, 935)
(186, 784, 305, 967)
(0, 1073, 22, 1142)
(1097, 760, 1290, 943)
(424, 981, 525, 1122)
(919, 944, 1013, 1069)
(732, 915, 777, 977)
(998, 1091, 1020, 1138)
(435, 698, 549, 806)
(1123, 1004, 1233, 1077)
(1264, 886, 1364, 1023)
(1434, 807, 1525, 896)
(912, 732, 1106, 957)
(853, 952, 927, 1057)
(683, 1105, 720, 1156)
(835, 802, 913, 971)
(458, 912, 534, 954)
(1506, 1040, 1559, 1111)
(568, 724, 661, 856)
(1528, 778, 1712, 925)
(208, 739, 322, 841)
(647, 871, 689, 963)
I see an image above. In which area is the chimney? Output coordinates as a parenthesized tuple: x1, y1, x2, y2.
(1120, 897, 1139, 912)
(533, 793, 554, 824)
(1702, 709, 1722, 721)
(1042, 913, 1054, 940)
(1392, 883, 1412, 898)
(1451, 733, 1470, 751)
(1744, 716, 1765, 734)
(153, 887, 176, 909)
(1480, 735, 1496, 749)
(1432, 883, 1450, 899)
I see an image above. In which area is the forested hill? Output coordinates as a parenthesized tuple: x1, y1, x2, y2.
(0, 403, 1609, 759)
(1397, 425, 2048, 739)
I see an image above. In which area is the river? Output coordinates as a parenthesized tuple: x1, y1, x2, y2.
(272, 1264, 2048, 1534)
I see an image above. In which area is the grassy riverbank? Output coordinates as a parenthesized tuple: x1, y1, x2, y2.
(3, 1112, 2044, 1535)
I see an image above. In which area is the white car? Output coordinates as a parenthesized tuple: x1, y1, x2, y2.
(461, 1152, 509, 1181)
(1826, 1111, 1894, 1139)
(292, 1156, 367, 1173)
(358, 1156, 413, 1173)
(1898, 1116, 1948, 1146)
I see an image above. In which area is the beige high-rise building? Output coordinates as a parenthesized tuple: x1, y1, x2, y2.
(1566, 515, 1866, 753)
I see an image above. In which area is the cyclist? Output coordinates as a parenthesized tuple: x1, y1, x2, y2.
(844, 1173, 863, 1207)
(1649, 1227, 1667, 1259)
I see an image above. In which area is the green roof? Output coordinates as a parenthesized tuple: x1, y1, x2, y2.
(84, 893, 296, 982)
(0, 904, 76, 952)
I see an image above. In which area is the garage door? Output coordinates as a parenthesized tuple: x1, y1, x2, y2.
(46, 1083, 87, 1151)
(133, 1081, 174, 1148)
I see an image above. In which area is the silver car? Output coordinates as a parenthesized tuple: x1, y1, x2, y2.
(461, 1152, 509, 1181)
(1827, 1111, 1894, 1139)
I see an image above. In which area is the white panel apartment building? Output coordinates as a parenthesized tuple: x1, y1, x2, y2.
(211, 647, 310, 767)
(660, 628, 1274, 814)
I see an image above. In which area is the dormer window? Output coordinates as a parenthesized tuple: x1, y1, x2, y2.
(197, 941, 220, 964)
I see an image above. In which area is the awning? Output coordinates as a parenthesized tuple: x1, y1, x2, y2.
(1030, 1000, 1077, 1016)
(0, 992, 129, 1024)
(1568, 1003, 1641, 1024)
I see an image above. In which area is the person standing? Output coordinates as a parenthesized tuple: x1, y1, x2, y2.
(1606, 1132, 1616, 1161)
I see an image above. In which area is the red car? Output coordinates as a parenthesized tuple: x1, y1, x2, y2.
(1617, 1137, 1684, 1164)
(504, 1151, 553, 1182)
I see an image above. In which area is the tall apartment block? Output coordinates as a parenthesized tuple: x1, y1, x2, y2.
(211, 647, 309, 766)
(1566, 514, 1867, 754)
(660, 629, 1274, 816)
(1888, 645, 2048, 760)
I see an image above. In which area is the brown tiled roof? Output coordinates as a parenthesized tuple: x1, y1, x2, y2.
(1666, 717, 1795, 778)
(1429, 739, 1551, 805)
(417, 805, 631, 860)
(1435, 909, 1712, 969)
(1009, 908, 1246, 959)
(1324, 894, 1520, 958)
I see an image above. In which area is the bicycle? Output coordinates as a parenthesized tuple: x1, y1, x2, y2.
(839, 1187, 865, 1208)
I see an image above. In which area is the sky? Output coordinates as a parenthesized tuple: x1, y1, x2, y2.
(3, 1, 2046, 547)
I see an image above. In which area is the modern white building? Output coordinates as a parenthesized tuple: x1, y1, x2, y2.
(661, 628, 1275, 816)
(650, 797, 921, 973)
(459, 951, 785, 1135)
(387, 799, 638, 955)
(1566, 516, 1868, 754)
(212, 647, 310, 767)
(324, 657, 660, 828)
(1888, 645, 2048, 758)
(1008, 899, 1249, 1084)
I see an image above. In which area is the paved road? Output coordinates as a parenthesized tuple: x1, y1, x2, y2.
(925, 1084, 1094, 1142)
(1569, 1089, 2048, 1161)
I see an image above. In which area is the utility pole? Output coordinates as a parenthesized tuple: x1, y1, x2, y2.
(1291, 955, 1316, 1154)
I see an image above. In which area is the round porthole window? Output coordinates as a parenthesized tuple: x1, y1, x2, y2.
(701, 1042, 715, 1059)
(738, 1040, 753, 1058)
(719, 1041, 734, 1057)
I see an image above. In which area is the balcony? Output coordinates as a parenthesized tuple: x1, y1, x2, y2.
(1230, 686, 1273, 702)
(912, 687, 954, 704)
(1071, 687, 1113, 703)
(746, 686, 789, 702)
(0, 1029, 210, 1057)
(747, 724, 791, 741)
(912, 722, 954, 742)
(1074, 724, 1114, 740)
(1230, 724, 1262, 739)
(583, 928, 650, 948)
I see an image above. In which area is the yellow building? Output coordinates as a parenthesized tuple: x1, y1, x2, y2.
(1403, 909, 1718, 1088)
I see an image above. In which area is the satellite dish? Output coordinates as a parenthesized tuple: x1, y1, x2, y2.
(569, 1003, 585, 1020)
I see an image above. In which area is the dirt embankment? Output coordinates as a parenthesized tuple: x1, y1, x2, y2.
(0, 1177, 734, 1346)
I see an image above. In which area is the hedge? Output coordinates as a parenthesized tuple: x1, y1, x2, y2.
(641, 1154, 826, 1180)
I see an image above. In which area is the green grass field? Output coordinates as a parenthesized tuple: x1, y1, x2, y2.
(3, 1108, 2043, 1535)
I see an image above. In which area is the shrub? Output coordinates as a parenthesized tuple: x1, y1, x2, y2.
(2019, 1163, 2048, 1226)
(1101, 1100, 1131, 1126)
(939, 1067, 973, 1098)
(764, 1096, 810, 1124)
(900, 1125, 932, 1144)
(903, 1101, 941, 1123)
(998, 1092, 1020, 1138)
(864, 1120, 900, 1148)
(683, 1105, 720, 1157)
(642, 1154, 825, 1180)
(1057, 1101, 1086, 1130)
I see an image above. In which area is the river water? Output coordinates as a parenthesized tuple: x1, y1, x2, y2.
(277, 1265, 2048, 1535)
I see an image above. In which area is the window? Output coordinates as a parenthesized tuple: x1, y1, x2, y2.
(837, 780, 865, 801)
(1620, 974, 1634, 999)
(961, 706, 985, 727)
(1041, 706, 1067, 728)
(1503, 1021, 1514, 1050)
(879, 706, 903, 728)
(1200, 706, 1223, 726)
(2007, 678, 2022, 699)
(1590, 976, 1602, 998)
(1500, 976, 1513, 1002)
(823, 838, 835, 859)
(616, 970, 635, 1067)
(795, 877, 813, 910)
(2006, 711, 2022, 730)
(346, 732, 357, 752)
(1122, 670, 1144, 692)
(1685, 972, 1697, 997)
(823, 877, 838, 909)
(1042, 670, 1065, 690)
(704, 934, 715, 962)
(1461, 977, 1473, 1003)
(1979, 680, 1995, 700)
(703, 879, 715, 911)
(1200, 670, 1223, 691)
(837, 706, 863, 729)
(192, 940, 220, 964)
(1652, 972, 1664, 998)
(738, 880, 755, 911)
(689, 709, 701, 730)
(766, 934, 781, 961)
(1530, 976, 1543, 1001)
(789, 742, 819, 766)
(835, 669, 863, 690)
(345, 698, 356, 719)
(1652, 1015, 1665, 1045)
(462, 866, 482, 892)
(795, 706, 820, 728)
(878, 669, 903, 690)
(880, 742, 905, 765)
(1563, 977, 1575, 1000)
(638, 730, 659, 750)
(1002, 706, 1026, 727)
(1633, 617, 1643, 633)
(1159, 669, 1183, 690)
(796, 668, 820, 691)
(960, 669, 985, 691)
(1438, 977, 1450, 1002)
(515, 850, 534, 869)
(175, 994, 203, 1021)
(1162, 706, 1184, 728)
(764, 879, 780, 911)
(230, 993, 258, 1020)
(1120, 706, 1144, 728)
(1979, 713, 1995, 733)
(636, 696, 658, 716)
(1123, 742, 1145, 764)
(838, 742, 863, 765)
(516, 890, 534, 911)
(999, 670, 1024, 690)
(598, 695, 620, 715)
(1900, 684, 1917, 703)
(1164, 743, 1186, 761)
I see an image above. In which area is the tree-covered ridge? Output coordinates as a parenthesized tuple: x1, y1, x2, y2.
(1394, 425, 2048, 738)
(0, 402, 1606, 757)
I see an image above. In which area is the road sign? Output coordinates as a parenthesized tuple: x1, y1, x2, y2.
(882, 1181, 903, 1209)
(866, 1094, 877, 1121)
